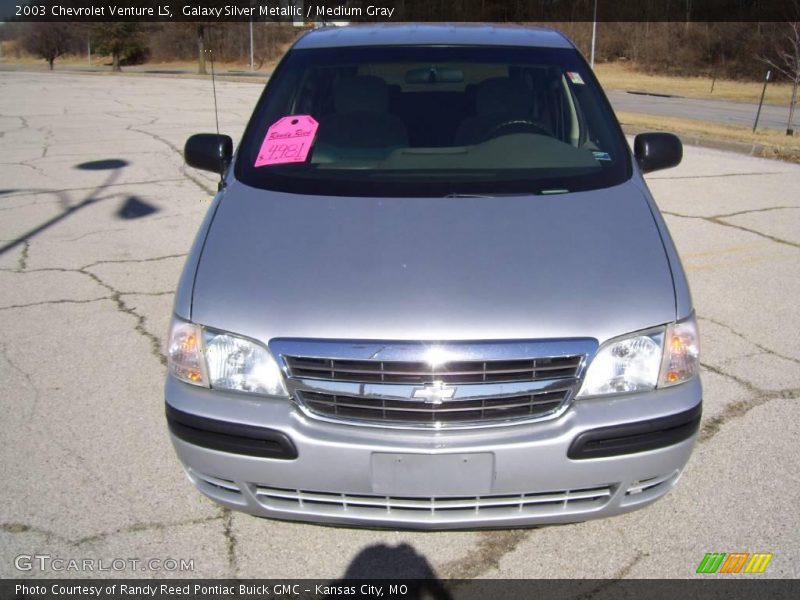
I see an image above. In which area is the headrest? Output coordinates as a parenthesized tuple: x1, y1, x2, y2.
(476, 77, 531, 116)
(333, 76, 389, 114)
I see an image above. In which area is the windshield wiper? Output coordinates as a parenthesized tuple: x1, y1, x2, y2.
(443, 191, 542, 198)
(444, 192, 494, 198)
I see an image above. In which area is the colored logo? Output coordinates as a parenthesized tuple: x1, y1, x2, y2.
(696, 552, 773, 574)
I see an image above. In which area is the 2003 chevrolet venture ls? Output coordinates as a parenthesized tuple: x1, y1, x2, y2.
(166, 24, 701, 529)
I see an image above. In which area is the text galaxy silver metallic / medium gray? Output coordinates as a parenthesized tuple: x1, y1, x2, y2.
(165, 23, 701, 529)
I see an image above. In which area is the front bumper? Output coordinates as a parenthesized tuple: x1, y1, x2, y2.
(165, 376, 701, 529)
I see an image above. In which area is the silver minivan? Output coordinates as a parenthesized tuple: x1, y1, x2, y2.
(166, 24, 701, 529)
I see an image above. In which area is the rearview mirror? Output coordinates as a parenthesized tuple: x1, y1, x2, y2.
(405, 67, 464, 84)
(634, 132, 682, 174)
(184, 133, 233, 174)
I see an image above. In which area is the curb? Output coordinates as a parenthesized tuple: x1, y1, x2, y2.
(620, 124, 797, 163)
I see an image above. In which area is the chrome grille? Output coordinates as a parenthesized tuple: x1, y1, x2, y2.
(299, 389, 569, 424)
(284, 355, 582, 384)
(272, 339, 594, 429)
(253, 483, 614, 520)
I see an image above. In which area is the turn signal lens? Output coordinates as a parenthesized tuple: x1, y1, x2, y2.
(659, 315, 700, 387)
(167, 320, 209, 387)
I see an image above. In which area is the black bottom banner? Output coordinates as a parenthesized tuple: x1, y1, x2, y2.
(3, 579, 799, 600)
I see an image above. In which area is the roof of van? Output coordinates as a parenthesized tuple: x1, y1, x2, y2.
(293, 23, 574, 50)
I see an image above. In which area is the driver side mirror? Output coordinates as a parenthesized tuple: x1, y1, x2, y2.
(634, 132, 682, 174)
(184, 133, 233, 174)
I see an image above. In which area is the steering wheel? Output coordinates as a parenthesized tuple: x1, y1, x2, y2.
(485, 119, 549, 140)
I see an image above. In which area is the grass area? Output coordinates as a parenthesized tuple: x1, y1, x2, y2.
(617, 111, 800, 163)
(595, 62, 795, 106)
(1, 53, 273, 73)
(0, 40, 287, 73)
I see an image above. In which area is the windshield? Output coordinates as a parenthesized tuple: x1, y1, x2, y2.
(235, 44, 631, 197)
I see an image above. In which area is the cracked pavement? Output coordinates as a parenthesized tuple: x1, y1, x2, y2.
(0, 72, 798, 581)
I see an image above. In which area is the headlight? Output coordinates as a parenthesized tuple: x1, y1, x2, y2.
(577, 315, 699, 398)
(167, 318, 289, 397)
(577, 329, 664, 397)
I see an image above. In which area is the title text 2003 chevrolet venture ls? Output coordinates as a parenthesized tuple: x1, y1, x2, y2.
(165, 24, 701, 529)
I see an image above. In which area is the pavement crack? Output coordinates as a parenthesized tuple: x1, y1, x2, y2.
(4, 162, 47, 177)
(127, 124, 215, 195)
(610, 550, 646, 579)
(714, 218, 800, 250)
(440, 529, 529, 578)
(700, 362, 761, 395)
(78, 268, 167, 365)
(18, 240, 29, 270)
(221, 508, 239, 577)
(62, 227, 127, 243)
(662, 210, 800, 250)
(698, 316, 800, 367)
(120, 290, 175, 297)
(1, 516, 224, 548)
(699, 362, 800, 443)
(0, 343, 37, 390)
(0, 297, 113, 312)
(82, 252, 187, 270)
(574, 552, 647, 598)
(75, 515, 224, 547)
(0, 342, 40, 420)
(711, 205, 799, 220)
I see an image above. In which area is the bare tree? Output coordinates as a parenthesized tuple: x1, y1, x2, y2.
(177, 23, 214, 74)
(761, 20, 800, 135)
(192, 24, 207, 75)
(21, 22, 73, 70)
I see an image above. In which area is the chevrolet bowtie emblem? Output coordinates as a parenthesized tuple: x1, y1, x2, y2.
(412, 381, 456, 405)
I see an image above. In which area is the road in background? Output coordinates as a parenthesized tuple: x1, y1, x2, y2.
(1, 63, 794, 132)
(607, 89, 792, 132)
(1, 72, 798, 580)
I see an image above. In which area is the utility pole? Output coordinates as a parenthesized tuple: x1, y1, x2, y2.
(249, 16, 254, 71)
(753, 70, 771, 133)
(590, 0, 598, 69)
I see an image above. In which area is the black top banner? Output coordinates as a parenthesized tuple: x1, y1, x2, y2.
(2, 0, 800, 23)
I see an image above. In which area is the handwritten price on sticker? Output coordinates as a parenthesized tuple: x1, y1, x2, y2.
(263, 141, 308, 162)
(255, 115, 319, 167)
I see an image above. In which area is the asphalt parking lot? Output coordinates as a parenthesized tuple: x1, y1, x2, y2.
(1, 71, 798, 580)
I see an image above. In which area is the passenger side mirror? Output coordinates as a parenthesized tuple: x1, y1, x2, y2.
(634, 132, 682, 174)
(184, 133, 233, 174)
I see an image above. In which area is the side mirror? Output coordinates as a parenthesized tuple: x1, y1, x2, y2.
(184, 133, 233, 174)
(634, 132, 682, 174)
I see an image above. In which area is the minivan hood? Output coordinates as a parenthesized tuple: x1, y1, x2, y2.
(191, 180, 675, 344)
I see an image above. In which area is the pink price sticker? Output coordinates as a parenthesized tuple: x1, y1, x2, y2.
(254, 115, 319, 167)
